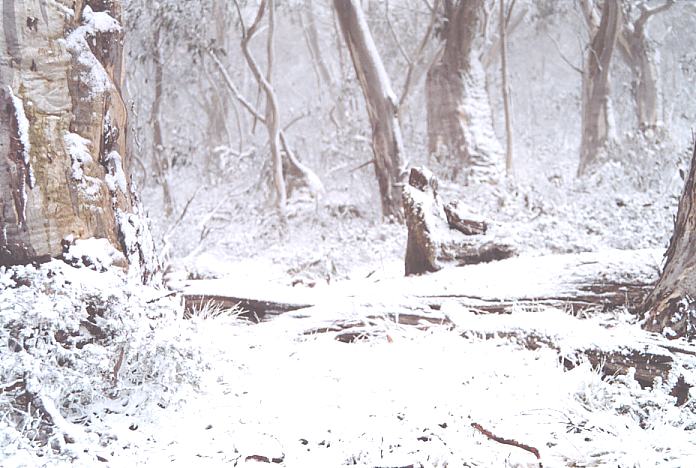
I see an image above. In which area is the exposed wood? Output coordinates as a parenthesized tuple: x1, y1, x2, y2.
(403, 167, 516, 275)
(642, 142, 696, 339)
(444, 200, 488, 235)
(471, 422, 541, 466)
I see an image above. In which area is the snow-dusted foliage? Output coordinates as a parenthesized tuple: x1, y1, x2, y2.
(0, 254, 201, 465)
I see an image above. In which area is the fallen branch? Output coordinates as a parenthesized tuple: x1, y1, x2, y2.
(471, 422, 542, 466)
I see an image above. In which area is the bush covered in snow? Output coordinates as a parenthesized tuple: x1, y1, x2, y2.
(0, 246, 202, 464)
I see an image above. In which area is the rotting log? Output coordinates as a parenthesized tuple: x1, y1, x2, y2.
(403, 167, 516, 275)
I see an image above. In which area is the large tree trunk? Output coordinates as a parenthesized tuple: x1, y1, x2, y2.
(618, 0, 674, 131)
(334, 0, 405, 220)
(642, 143, 696, 340)
(0, 1, 157, 281)
(425, 0, 503, 184)
(577, 0, 621, 176)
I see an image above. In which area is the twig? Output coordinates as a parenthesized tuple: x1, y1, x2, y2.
(471, 422, 542, 467)
(546, 31, 583, 75)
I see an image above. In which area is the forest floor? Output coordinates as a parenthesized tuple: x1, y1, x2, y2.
(3, 159, 696, 467)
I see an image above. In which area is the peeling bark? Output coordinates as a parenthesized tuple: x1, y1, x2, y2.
(0, 1, 158, 282)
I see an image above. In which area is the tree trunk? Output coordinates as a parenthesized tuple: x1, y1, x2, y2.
(0, 1, 157, 282)
(578, 0, 620, 176)
(150, 26, 174, 217)
(618, 0, 674, 131)
(642, 142, 696, 340)
(499, 0, 514, 176)
(334, 0, 405, 220)
(425, 0, 503, 184)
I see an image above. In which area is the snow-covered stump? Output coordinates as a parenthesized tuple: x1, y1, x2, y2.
(403, 167, 516, 275)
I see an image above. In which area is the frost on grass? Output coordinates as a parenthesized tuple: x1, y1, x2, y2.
(0, 256, 201, 465)
(63, 6, 121, 96)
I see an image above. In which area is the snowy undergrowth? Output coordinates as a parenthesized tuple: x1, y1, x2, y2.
(98, 313, 696, 467)
(0, 243, 202, 466)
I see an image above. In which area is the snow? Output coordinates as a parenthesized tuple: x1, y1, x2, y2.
(7, 87, 32, 173)
(63, 6, 121, 96)
(64, 132, 92, 180)
(104, 150, 128, 194)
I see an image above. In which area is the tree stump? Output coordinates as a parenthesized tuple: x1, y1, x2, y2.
(403, 167, 516, 276)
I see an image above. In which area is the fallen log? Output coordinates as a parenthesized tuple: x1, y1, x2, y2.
(298, 305, 695, 405)
(402, 167, 516, 275)
(183, 249, 660, 317)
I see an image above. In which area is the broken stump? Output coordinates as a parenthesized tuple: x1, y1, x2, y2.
(403, 167, 516, 276)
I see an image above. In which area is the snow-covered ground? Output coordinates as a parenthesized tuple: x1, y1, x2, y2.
(2, 241, 695, 467)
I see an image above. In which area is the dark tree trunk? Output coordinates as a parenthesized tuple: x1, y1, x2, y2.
(425, 0, 503, 183)
(642, 142, 696, 340)
(334, 0, 405, 220)
(578, 0, 621, 176)
(0, 1, 158, 282)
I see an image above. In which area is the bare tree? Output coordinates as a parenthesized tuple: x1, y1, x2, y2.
(499, 0, 514, 176)
(334, 0, 406, 220)
(235, 0, 288, 215)
(577, 0, 621, 176)
(426, 0, 504, 183)
(0, 1, 157, 280)
(618, 0, 675, 131)
(150, 26, 175, 217)
(642, 142, 696, 340)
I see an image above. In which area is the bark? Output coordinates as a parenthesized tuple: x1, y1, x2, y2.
(150, 26, 174, 217)
(617, 0, 674, 131)
(0, 1, 157, 281)
(577, 0, 621, 176)
(334, 0, 405, 220)
(499, 0, 514, 175)
(237, 0, 287, 215)
(426, 0, 504, 183)
(402, 167, 515, 275)
(642, 143, 696, 340)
